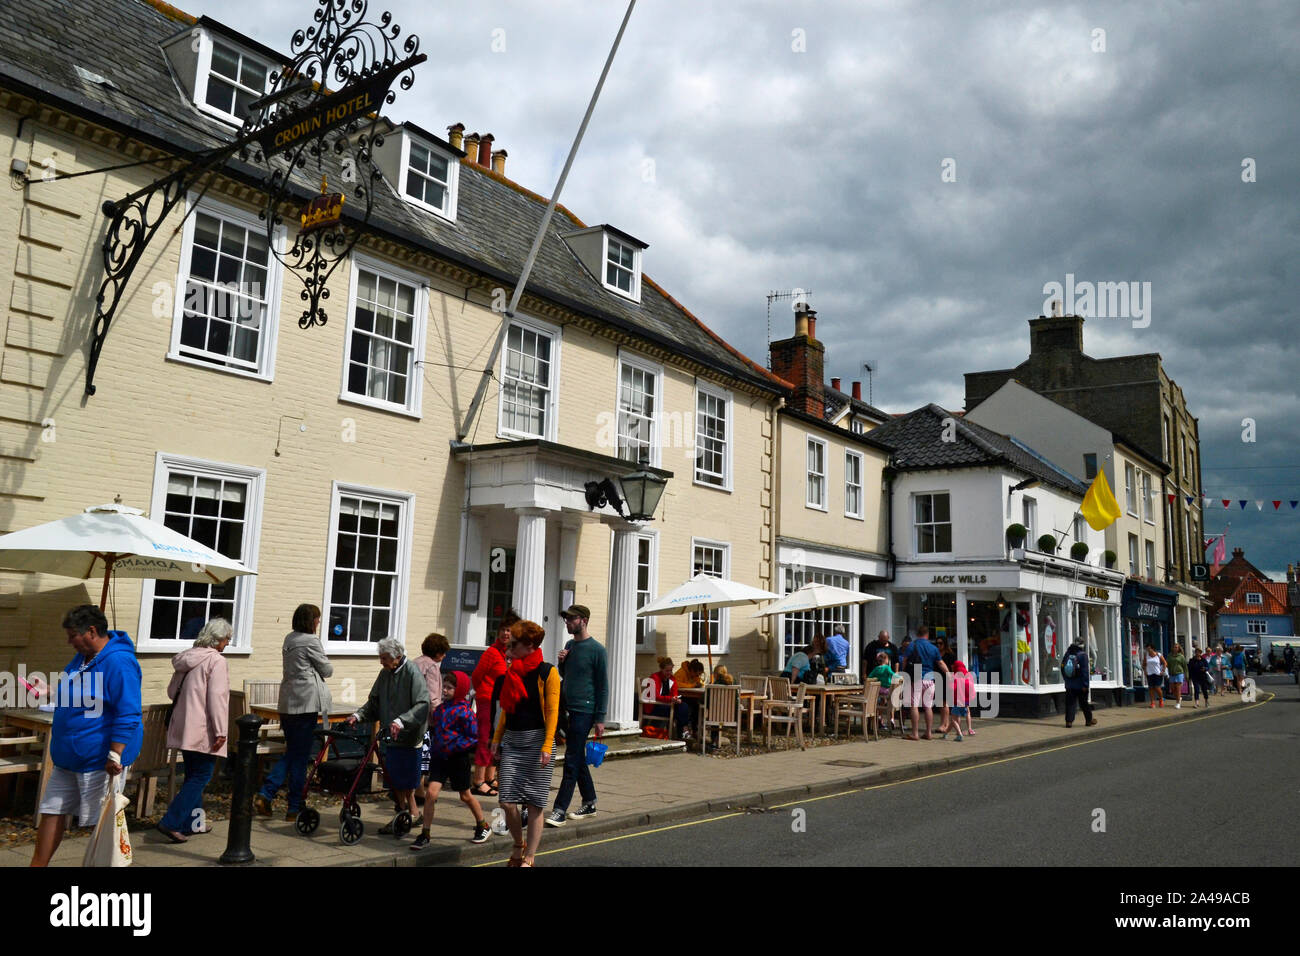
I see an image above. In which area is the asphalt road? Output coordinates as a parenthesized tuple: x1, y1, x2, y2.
(527, 675, 1300, 866)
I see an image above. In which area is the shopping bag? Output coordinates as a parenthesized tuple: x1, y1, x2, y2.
(82, 779, 133, 867)
(585, 739, 609, 768)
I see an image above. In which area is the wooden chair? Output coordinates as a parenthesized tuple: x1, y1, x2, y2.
(701, 684, 742, 756)
(130, 703, 178, 817)
(739, 675, 769, 741)
(228, 691, 287, 763)
(887, 674, 907, 737)
(763, 683, 809, 750)
(638, 677, 675, 740)
(0, 724, 43, 809)
(832, 679, 881, 741)
(243, 679, 282, 736)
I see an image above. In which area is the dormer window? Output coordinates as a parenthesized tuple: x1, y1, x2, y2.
(1246, 591, 1263, 605)
(204, 40, 269, 122)
(400, 134, 458, 220)
(606, 236, 638, 297)
(563, 225, 647, 303)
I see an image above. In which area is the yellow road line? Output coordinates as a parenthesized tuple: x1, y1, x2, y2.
(474, 693, 1275, 865)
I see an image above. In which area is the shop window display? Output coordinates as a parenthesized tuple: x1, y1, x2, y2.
(1038, 596, 1063, 685)
(1076, 604, 1113, 681)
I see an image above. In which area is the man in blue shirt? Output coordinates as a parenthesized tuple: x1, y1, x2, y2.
(826, 626, 850, 673)
(903, 625, 948, 741)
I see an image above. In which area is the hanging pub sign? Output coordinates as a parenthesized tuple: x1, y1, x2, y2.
(84, 0, 426, 396)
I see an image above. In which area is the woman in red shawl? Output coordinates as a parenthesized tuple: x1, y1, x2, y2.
(491, 620, 560, 867)
(470, 610, 518, 797)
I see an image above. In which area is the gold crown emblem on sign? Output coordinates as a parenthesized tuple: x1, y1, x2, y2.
(301, 176, 345, 234)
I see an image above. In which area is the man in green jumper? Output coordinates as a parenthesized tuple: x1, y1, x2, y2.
(546, 604, 607, 826)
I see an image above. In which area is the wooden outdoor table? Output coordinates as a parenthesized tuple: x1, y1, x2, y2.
(0, 708, 54, 825)
(249, 704, 355, 725)
(798, 684, 864, 736)
(679, 686, 758, 742)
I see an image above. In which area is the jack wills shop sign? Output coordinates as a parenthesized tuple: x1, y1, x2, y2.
(1121, 581, 1175, 625)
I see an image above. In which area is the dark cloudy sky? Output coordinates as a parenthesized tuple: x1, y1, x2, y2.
(186, 0, 1300, 580)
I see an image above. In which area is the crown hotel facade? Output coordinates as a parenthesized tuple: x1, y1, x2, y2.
(0, 0, 902, 725)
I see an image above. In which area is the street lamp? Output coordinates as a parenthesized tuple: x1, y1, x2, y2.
(584, 465, 668, 521)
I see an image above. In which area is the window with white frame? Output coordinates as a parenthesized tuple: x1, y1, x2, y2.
(604, 236, 639, 298)
(403, 138, 455, 218)
(781, 565, 854, 668)
(1145, 540, 1155, 579)
(1246, 592, 1263, 605)
(694, 383, 730, 488)
(845, 450, 863, 518)
(324, 485, 412, 648)
(806, 437, 827, 509)
(689, 540, 729, 653)
(1142, 472, 1155, 523)
(200, 38, 270, 124)
(499, 320, 557, 439)
(1124, 463, 1137, 515)
(1128, 534, 1139, 577)
(851, 419, 867, 435)
(1023, 497, 1038, 545)
(138, 454, 264, 651)
(343, 261, 426, 414)
(1184, 510, 1192, 565)
(172, 202, 282, 377)
(1246, 619, 1267, 635)
(617, 357, 659, 465)
(914, 492, 952, 554)
(634, 532, 657, 652)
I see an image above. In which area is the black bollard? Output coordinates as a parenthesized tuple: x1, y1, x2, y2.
(219, 712, 264, 865)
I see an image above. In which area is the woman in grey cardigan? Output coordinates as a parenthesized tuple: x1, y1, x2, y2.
(254, 604, 333, 819)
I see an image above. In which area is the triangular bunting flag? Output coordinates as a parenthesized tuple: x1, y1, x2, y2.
(1166, 493, 1176, 504)
(1292, 501, 1299, 510)
(1222, 500, 1231, 508)
(1239, 500, 1248, 509)
(1273, 501, 1282, 510)
(1185, 496, 1195, 505)
(1255, 500, 1264, 511)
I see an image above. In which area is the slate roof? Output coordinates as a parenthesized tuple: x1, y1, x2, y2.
(868, 404, 1090, 496)
(0, 0, 785, 394)
(820, 384, 891, 425)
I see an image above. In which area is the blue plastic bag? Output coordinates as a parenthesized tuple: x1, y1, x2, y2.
(586, 739, 608, 768)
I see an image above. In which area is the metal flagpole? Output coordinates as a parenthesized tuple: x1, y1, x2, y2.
(456, 0, 638, 441)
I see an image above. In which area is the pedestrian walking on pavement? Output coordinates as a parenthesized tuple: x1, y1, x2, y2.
(1231, 647, 1246, 694)
(1144, 644, 1167, 708)
(469, 611, 517, 798)
(491, 620, 560, 867)
(411, 670, 490, 850)
(1189, 647, 1212, 708)
(1166, 643, 1187, 709)
(255, 604, 332, 820)
(903, 625, 948, 741)
(546, 604, 607, 828)
(157, 618, 231, 843)
(1216, 644, 1230, 695)
(1062, 638, 1095, 728)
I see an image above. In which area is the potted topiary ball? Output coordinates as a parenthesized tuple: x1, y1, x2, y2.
(1037, 533, 1058, 553)
(1103, 549, 1117, 569)
(1070, 541, 1089, 561)
(1006, 523, 1027, 548)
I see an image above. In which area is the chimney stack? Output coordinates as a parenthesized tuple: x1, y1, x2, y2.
(446, 123, 465, 152)
(769, 304, 825, 419)
(831, 377, 841, 392)
(477, 133, 494, 168)
(464, 132, 480, 161)
(491, 149, 507, 176)
(852, 381, 862, 401)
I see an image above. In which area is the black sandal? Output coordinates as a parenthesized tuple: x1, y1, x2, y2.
(472, 782, 498, 798)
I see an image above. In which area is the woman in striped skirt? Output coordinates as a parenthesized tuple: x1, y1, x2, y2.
(491, 620, 561, 867)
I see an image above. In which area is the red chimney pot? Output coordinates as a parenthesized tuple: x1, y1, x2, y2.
(477, 133, 494, 168)
(831, 377, 841, 392)
(852, 381, 862, 401)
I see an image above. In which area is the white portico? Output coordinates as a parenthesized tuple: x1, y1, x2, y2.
(451, 440, 672, 727)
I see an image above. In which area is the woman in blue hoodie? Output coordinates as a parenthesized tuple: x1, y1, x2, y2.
(32, 605, 143, 867)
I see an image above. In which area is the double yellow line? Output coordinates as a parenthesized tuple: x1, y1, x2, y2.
(474, 693, 1275, 866)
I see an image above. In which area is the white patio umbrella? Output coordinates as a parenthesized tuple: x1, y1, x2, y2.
(751, 582, 883, 670)
(636, 572, 780, 673)
(0, 503, 255, 610)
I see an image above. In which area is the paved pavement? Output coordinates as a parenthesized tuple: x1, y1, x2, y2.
(541, 675, 1296, 866)
(1, 684, 1262, 867)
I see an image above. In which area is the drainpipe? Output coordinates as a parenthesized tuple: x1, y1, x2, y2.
(859, 459, 898, 651)
(770, 395, 784, 670)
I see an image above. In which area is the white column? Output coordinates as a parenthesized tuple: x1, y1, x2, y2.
(956, 590, 968, 666)
(512, 508, 548, 625)
(546, 521, 581, 661)
(605, 521, 639, 728)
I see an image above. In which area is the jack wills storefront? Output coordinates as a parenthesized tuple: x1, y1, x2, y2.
(1121, 580, 1177, 700)
(887, 557, 1125, 718)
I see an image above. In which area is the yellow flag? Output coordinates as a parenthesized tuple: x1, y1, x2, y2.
(1080, 469, 1122, 531)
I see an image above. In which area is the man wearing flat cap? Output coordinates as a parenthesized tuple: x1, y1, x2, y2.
(546, 604, 607, 827)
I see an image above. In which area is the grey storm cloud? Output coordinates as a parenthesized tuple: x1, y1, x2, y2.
(183, 0, 1299, 578)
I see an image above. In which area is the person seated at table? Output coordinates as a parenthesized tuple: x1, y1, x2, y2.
(809, 635, 831, 681)
(711, 664, 737, 685)
(783, 645, 814, 684)
(674, 658, 705, 689)
(647, 657, 693, 741)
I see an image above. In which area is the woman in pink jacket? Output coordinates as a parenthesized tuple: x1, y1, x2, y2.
(157, 619, 231, 843)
